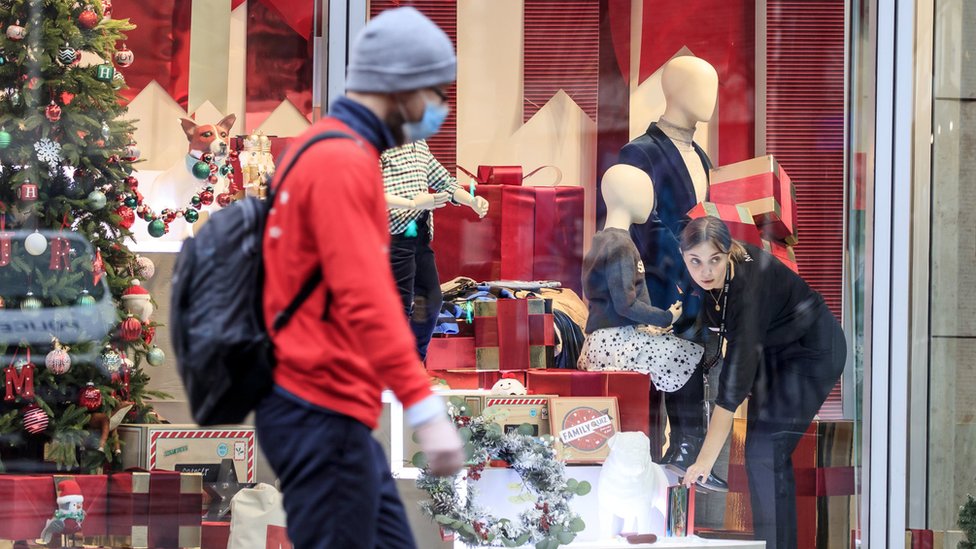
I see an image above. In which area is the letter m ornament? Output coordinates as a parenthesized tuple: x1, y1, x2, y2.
(4, 364, 34, 401)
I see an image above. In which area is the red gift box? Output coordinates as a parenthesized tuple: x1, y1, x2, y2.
(762, 239, 799, 274)
(473, 299, 554, 370)
(202, 521, 230, 549)
(524, 370, 650, 436)
(709, 155, 798, 244)
(425, 337, 476, 370)
(108, 470, 202, 548)
(725, 419, 855, 549)
(687, 202, 763, 247)
(428, 369, 526, 390)
(432, 183, 584, 294)
(0, 474, 108, 540)
(458, 164, 562, 186)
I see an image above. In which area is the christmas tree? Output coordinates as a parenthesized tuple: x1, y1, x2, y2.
(0, 0, 166, 474)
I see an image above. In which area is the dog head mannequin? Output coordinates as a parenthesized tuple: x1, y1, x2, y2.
(130, 113, 239, 250)
(597, 432, 668, 538)
(180, 114, 236, 160)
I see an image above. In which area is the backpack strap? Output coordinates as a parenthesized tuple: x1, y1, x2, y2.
(269, 130, 356, 333)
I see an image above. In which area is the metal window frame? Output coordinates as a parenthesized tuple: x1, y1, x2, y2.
(865, 0, 915, 546)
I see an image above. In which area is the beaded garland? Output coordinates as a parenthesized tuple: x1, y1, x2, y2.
(130, 151, 239, 237)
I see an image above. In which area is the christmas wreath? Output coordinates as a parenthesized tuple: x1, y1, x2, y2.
(415, 397, 589, 548)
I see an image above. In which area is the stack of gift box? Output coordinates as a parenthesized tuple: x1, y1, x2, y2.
(0, 470, 202, 548)
(426, 294, 659, 463)
(722, 418, 856, 548)
(690, 155, 799, 273)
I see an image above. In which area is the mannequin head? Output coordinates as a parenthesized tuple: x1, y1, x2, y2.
(602, 164, 654, 228)
(661, 56, 718, 127)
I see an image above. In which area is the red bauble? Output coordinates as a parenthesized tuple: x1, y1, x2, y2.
(80, 382, 102, 411)
(120, 315, 142, 341)
(216, 193, 234, 208)
(115, 205, 135, 229)
(22, 404, 48, 434)
(78, 7, 99, 29)
(142, 323, 156, 345)
(199, 191, 214, 205)
(125, 175, 138, 189)
(45, 101, 62, 122)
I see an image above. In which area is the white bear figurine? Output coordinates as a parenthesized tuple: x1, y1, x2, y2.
(598, 432, 669, 538)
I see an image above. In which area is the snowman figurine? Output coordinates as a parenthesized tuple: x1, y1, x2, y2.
(490, 373, 527, 396)
(41, 479, 86, 543)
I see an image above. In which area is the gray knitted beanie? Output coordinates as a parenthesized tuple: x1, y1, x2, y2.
(346, 7, 456, 93)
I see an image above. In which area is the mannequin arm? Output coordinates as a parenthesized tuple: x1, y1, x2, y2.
(606, 244, 673, 327)
(452, 188, 489, 218)
(386, 193, 416, 210)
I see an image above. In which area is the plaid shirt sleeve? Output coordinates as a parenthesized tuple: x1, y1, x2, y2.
(418, 140, 459, 195)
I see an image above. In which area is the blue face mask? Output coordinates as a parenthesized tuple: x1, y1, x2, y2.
(401, 99, 449, 142)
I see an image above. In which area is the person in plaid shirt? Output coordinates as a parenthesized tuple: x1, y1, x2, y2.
(381, 139, 489, 360)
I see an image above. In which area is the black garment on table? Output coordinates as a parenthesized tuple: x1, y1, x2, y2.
(582, 228, 673, 333)
(389, 212, 442, 362)
(553, 309, 584, 369)
(619, 122, 710, 334)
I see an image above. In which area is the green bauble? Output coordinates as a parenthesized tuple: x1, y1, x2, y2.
(147, 219, 166, 238)
(191, 161, 211, 180)
(0, 130, 10, 149)
(124, 196, 137, 208)
(184, 209, 199, 223)
(20, 293, 42, 310)
(219, 164, 233, 176)
(191, 195, 202, 207)
(87, 190, 107, 210)
(146, 346, 166, 366)
(76, 290, 96, 306)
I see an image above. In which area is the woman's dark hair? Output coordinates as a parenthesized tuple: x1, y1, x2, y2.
(679, 216, 747, 259)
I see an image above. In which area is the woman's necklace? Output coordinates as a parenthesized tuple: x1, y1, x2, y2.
(708, 286, 725, 311)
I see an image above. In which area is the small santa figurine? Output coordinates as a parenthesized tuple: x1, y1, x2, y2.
(40, 479, 86, 544)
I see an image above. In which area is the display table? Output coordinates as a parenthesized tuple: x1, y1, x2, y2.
(554, 540, 763, 548)
(379, 391, 765, 548)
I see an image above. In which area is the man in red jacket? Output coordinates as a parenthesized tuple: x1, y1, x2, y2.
(258, 7, 463, 548)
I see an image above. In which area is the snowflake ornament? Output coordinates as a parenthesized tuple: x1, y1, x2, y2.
(34, 138, 62, 165)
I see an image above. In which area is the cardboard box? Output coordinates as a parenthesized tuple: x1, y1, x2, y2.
(687, 202, 764, 247)
(426, 337, 476, 370)
(108, 470, 202, 548)
(548, 397, 620, 464)
(483, 395, 554, 437)
(525, 370, 651, 436)
(725, 419, 855, 549)
(433, 184, 585, 294)
(473, 299, 554, 370)
(710, 155, 798, 244)
(0, 474, 109, 540)
(762, 238, 799, 273)
(429, 369, 526, 391)
(119, 424, 256, 483)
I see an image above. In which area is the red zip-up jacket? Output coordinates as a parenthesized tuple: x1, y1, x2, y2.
(262, 116, 434, 430)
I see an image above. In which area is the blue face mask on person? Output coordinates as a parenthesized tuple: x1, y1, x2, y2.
(401, 99, 449, 142)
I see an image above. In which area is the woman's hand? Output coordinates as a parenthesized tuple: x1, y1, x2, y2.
(683, 458, 715, 489)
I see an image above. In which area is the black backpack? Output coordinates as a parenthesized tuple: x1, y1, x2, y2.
(171, 130, 353, 426)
